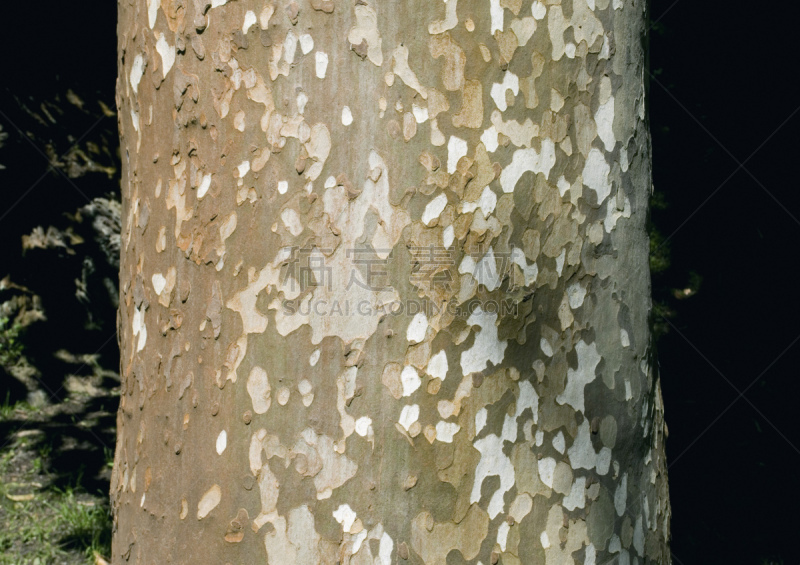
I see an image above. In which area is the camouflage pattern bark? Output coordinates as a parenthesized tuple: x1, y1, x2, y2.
(113, 0, 670, 563)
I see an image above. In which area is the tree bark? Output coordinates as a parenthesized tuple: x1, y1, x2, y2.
(112, 0, 670, 563)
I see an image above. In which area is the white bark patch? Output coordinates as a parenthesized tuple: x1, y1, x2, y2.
(401, 366, 422, 397)
(447, 135, 467, 175)
(197, 485, 221, 519)
(130, 54, 145, 94)
(303, 123, 331, 181)
(333, 504, 358, 532)
(532, 1, 547, 18)
(147, 0, 159, 28)
(412, 104, 429, 123)
(556, 340, 601, 412)
(552, 431, 566, 454)
(354, 416, 373, 437)
(348, 4, 383, 66)
(567, 281, 587, 309)
(216, 430, 227, 455)
(281, 208, 304, 236)
(379, 532, 393, 565)
(497, 521, 510, 551)
(490, 72, 519, 111)
(151, 273, 166, 296)
(443, 225, 455, 248)
(294, 429, 358, 499)
(634, 515, 645, 556)
(309, 349, 320, 366)
(460, 308, 507, 375)
(555, 249, 566, 276)
(356, 416, 372, 437)
(582, 147, 612, 204)
(475, 407, 488, 434)
(500, 140, 557, 193)
(264, 506, 323, 564)
(614, 473, 628, 516)
(297, 92, 308, 114)
(247, 366, 271, 414)
(278, 180, 288, 194)
(489, 0, 505, 32)
(399, 404, 419, 431)
(233, 110, 245, 132)
(341, 106, 353, 126)
(197, 173, 212, 199)
(548, 6, 567, 60)
(305, 152, 407, 343)
(237, 160, 251, 178)
(459, 247, 501, 292)
(563, 476, 587, 511)
(283, 30, 298, 64)
(510, 247, 539, 287)
(595, 96, 616, 151)
(585, 544, 597, 565)
(216, 214, 237, 272)
(299, 33, 314, 55)
(471, 434, 515, 518)
(227, 254, 284, 335)
(460, 186, 497, 217)
(572, 0, 604, 47)
(155, 33, 176, 77)
(315, 51, 328, 79)
(132, 306, 147, 352)
(426, 350, 449, 381)
(242, 10, 257, 33)
(490, 110, 539, 148)
(406, 312, 428, 344)
(481, 125, 499, 152)
(259, 4, 274, 28)
(430, 0, 459, 33)
(537, 457, 556, 488)
(392, 46, 427, 99)
(567, 419, 612, 474)
(500, 381, 539, 443)
(422, 193, 448, 225)
(605, 195, 631, 233)
(435, 421, 460, 443)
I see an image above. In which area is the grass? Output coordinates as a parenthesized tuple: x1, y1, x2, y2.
(0, 485, 111, 564)
(0, 391, 35, 422)
(0, 405, 112, 564)
(0, 317, 24, 366)
(48, 485, 112, 561)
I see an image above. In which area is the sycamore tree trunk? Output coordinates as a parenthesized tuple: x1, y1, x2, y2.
(112, 0, 670, 562)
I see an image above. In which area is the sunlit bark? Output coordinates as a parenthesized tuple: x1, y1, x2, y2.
(112, 0, 670, 562)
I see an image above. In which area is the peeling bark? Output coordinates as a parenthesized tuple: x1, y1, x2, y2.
(113, 0, 670, 562)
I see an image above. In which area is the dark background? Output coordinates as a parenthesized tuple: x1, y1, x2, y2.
(1, 1, 798, 564)
(649, 1, 800, 563)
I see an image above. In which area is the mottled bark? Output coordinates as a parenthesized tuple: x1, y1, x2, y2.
(112, 0, 670, 563)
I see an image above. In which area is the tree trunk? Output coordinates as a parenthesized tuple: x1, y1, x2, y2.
(112, 0, 670, 563)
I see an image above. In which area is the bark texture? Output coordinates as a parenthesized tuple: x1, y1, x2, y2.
(113, 0, 670, 563)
